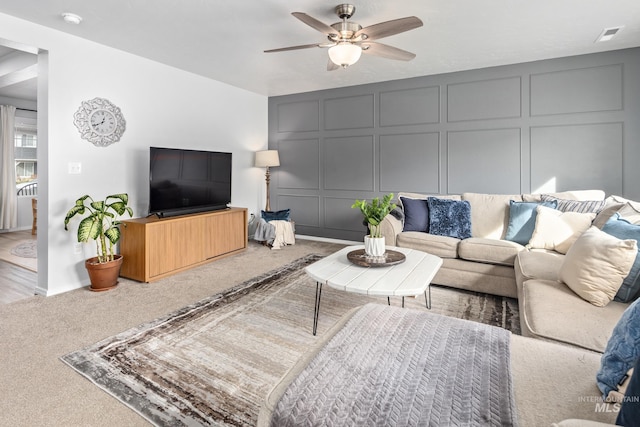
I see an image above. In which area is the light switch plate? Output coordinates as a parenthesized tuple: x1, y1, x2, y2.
(68, 162, 81, 174)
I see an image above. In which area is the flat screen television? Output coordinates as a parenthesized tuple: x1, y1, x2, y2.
(149, 147, 232, 217)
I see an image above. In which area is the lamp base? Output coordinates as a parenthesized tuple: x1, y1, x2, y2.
(265, 167, 272, 211)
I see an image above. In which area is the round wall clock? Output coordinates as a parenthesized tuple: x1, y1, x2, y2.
(73, 97, 126, 147)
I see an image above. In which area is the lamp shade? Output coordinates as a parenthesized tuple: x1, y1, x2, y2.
(328, 42, 362, 68)
(255, 150, 280, 168)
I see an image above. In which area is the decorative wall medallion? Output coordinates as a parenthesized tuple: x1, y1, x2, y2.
(73, 98, 126, 147)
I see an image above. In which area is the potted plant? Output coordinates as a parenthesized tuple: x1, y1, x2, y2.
(352, 193, 396, 257)
(64, 193, 133, 291)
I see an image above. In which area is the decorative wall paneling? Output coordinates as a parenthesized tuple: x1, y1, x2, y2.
(268, 48, 639, 241)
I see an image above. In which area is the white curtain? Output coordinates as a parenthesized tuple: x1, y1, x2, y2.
(0, 105, 17, 230)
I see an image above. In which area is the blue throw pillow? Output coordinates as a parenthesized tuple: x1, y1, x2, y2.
(261, 209, 290, 222)
(602, 213, 640, 302)
(505, 200, 558, 245)
(427, 197, 472, 239)
(617, 356, 640, 426)
(597, 298, 640, 400)
(400, 197, 429, 232)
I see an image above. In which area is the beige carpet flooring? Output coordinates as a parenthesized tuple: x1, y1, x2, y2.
(0, 239, 345, 427)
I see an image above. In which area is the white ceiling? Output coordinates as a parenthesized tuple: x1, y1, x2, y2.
(0, 0, 639, 101)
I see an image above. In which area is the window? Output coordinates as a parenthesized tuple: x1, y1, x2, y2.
(14, 120, 38, 192)
(15, 132, 37, 148)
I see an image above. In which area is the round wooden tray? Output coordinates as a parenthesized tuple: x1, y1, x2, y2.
(346, 249, 406, 267)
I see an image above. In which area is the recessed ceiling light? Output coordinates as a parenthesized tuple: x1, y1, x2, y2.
(62, 12, 83, 25)
(595, 26, 624, 43)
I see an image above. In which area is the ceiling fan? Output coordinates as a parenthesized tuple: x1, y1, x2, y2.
(264, 4, 423, 70)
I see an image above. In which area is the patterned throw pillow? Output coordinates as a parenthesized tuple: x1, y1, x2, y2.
(597, 298, 640, 401)
(540, 194, 606, 213)
(427, 197, 472, 239)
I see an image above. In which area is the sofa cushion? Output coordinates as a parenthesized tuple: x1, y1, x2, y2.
(458, 238, 525, 267)
(593, 202, 625, 229)
(398, 192, 461, 202)
(605, 195, 640, 215)
(602, 213, 640, 303)
(505, 200, 557, 245)
(399, 196, 429, 232)
(520, 279, 627, 352)
(427, 197, 472, 239)
(540, 195, 606, 213)
(510, 335, 618, 427)
(522, 189, 606, 202)
(515, 251, 564, 285)
(462, 193, 523, 239)
(598, 197, 640, 227)
(396, 232, 459, 259)
(528, 205, 596, 254)
(559, 226, 637, 307)
(618, 202, 640, 224)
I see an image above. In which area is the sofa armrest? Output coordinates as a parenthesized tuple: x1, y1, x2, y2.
(381, 214, 403, 246)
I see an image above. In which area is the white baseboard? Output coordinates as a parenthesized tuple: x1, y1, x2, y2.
(295, 234, 360, 246)
(0, 226, 32, 233)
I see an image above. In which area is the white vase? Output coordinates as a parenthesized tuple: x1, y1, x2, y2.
(364, 236, 385, 257)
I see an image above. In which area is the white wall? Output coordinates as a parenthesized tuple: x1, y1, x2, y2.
(0, 13, 268, 296)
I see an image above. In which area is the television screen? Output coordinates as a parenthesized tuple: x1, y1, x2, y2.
(149, 147, 232, 217)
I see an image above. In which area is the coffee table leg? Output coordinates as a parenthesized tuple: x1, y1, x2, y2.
(387, 296, 390, 306)
(425, 286, 432, 310)
(402, 296, 405, 308)
(313, 282, 323, 336)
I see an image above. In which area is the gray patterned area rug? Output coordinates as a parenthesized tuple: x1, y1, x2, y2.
(61, 254, 520, 427)
(10, 240, 37, 258)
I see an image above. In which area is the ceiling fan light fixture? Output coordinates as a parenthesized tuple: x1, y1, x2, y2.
(328, 42, 362, 68)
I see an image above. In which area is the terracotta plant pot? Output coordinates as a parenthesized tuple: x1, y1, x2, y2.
(85, 255, 123, 292)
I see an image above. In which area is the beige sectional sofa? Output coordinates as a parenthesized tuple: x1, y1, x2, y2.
(372, 189, 640, 425)
(380, 189, 633, 354)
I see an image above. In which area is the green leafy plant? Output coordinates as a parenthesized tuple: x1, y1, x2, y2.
(351, 193, 397, 238)
(64, 193, 133, 263)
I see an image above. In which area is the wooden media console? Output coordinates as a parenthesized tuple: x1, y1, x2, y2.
(119, 207, 247, 282)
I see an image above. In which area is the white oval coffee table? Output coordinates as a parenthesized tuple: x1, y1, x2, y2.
(305, 245, 443, 335)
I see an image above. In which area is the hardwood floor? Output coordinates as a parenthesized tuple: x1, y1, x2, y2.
(0, 231, 37, 304)
(0, 259, 37, 304)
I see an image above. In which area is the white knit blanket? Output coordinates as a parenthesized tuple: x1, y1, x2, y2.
(270, 303, 518, 426)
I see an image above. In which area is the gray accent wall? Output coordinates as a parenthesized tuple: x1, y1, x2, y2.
(268, 48, 640, 241)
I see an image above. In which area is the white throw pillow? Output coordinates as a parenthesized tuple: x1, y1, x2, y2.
(528, 205, 596, 254)
(559, 226, 637, 307)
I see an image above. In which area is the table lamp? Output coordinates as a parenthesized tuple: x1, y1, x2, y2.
(255, 150, 280, 211)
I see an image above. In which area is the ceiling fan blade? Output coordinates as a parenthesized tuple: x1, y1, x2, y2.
(264, 43, 324, 53)
(327, 59, 340, 71)
(361, 42, 416, 61)
(292, 12, 339, 36)
(355, 16, 423, 41)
